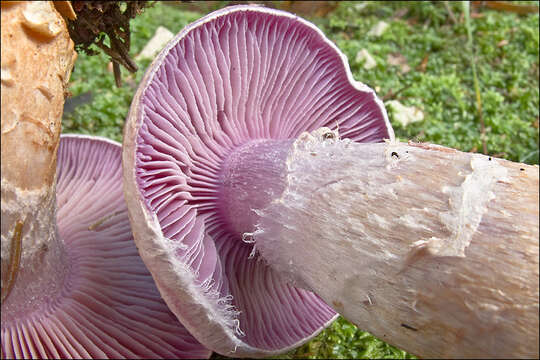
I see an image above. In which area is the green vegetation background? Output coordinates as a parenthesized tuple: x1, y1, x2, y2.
(63, 1, 539, 359)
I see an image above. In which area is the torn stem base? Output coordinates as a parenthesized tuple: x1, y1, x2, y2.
(0, 180, 68, 323)
(253, 129, 539, 358)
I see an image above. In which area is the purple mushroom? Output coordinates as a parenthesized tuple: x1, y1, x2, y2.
(123, 4, 539, 359)
(1, 134, 210, 359)
(123, 5, 391, 357)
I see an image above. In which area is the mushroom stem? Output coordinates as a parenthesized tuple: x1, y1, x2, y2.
(218, 139, 294, 237)
(239, 128, 538, 358)
(1, 1, 76, 319)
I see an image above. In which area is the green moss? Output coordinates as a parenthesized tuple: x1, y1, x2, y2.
(63, 1, 539, 359)
(285, 317, 416, 359)
(310, 1, 539, 164)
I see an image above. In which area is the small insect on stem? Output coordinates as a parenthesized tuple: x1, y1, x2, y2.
(401, 323, 418, 331)
(322, 131, 336, 140)
(88, 210, 124, 231)
(1, 221, 24, 304)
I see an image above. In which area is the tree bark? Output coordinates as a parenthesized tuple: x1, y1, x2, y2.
(254, 128, 539, 358)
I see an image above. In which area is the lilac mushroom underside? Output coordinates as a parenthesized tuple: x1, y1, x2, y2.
(124, 4, 540, 359)
(122, 5, 393, 357)
(1, 135, 210, 359)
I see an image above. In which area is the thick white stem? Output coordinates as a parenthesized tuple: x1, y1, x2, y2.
(254, 128, 539, 358)
(1, 1, 76, 318)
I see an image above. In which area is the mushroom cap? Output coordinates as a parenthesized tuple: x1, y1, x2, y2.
(1, 134, 210, 359)
(123, 4, 393, 357)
